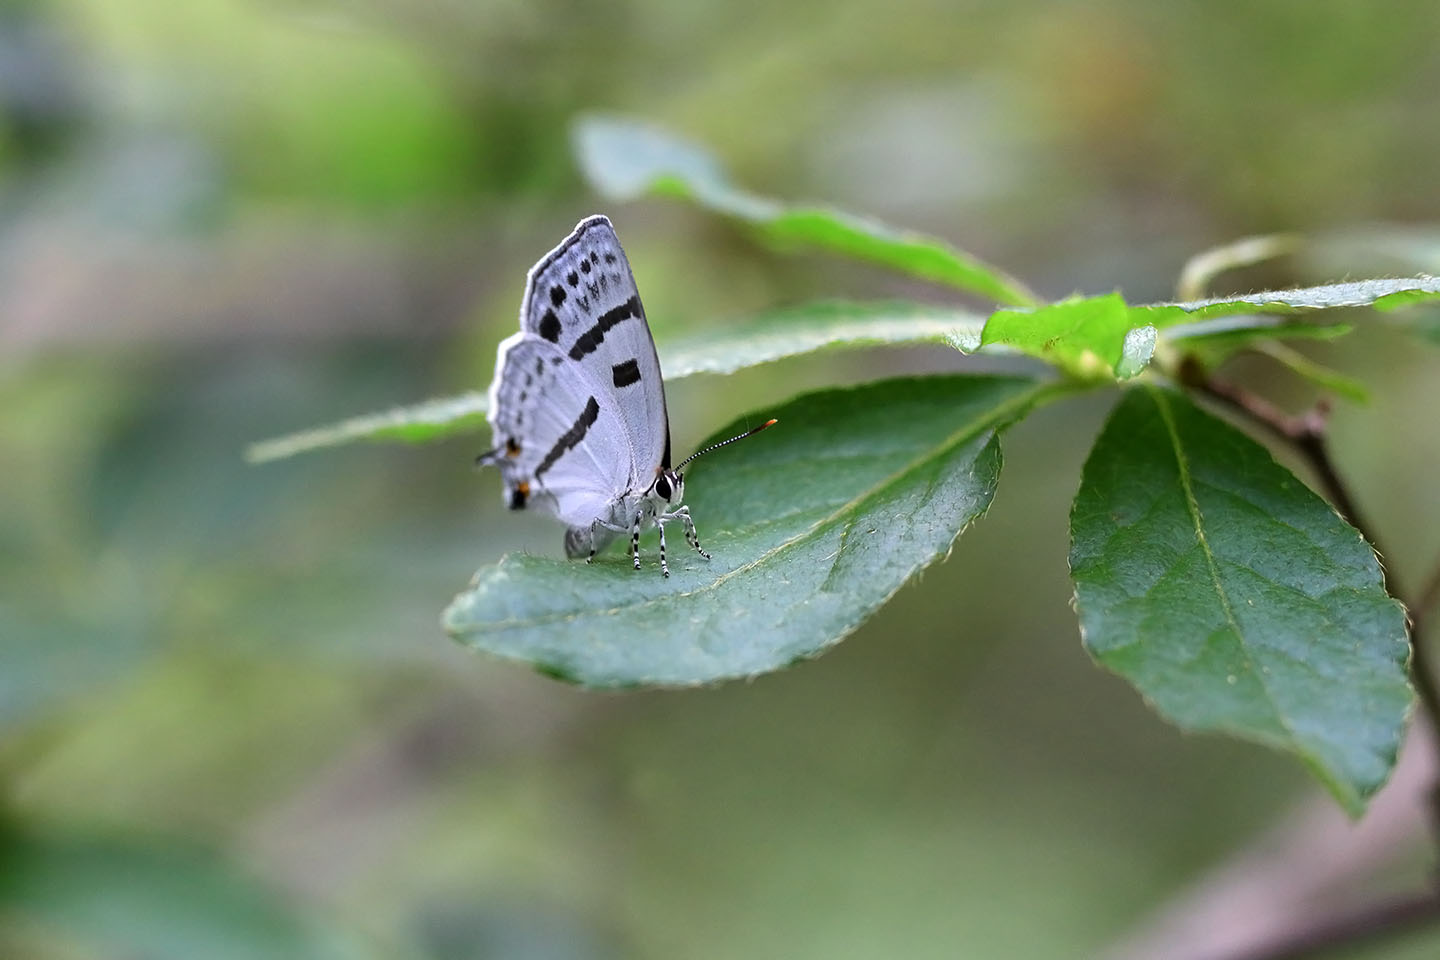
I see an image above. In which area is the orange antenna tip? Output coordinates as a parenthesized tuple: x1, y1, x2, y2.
(673, 415, 779, 471)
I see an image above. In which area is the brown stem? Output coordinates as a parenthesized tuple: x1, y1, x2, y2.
(1417, 555, 1440, 633)
(1217, 892, 1440, 960)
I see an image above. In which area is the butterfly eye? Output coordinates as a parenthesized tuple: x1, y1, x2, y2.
(654, 474, 672, 500)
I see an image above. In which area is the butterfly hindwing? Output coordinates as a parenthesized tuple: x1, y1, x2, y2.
(518, 215, 671, 482)
(485, 336, 626, 526)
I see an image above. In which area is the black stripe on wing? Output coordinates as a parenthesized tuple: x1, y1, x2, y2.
(568, 296, 641, 360)
(611, 358, 642, 388)
(535, 396, 601, 479)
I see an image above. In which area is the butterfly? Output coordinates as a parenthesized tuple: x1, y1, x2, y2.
(477, 215, 775, 577)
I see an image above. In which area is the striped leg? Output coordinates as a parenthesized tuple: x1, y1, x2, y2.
(585, 519, 626, 564)
(630, 511, 643, 570)
(658, 520, 670, 578)
(674, 507, 710, 560)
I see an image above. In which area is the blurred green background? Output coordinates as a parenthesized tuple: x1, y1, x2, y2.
(4, 1, 1440, 957)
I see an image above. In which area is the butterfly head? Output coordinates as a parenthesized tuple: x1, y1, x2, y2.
(652, 468, 685, 507)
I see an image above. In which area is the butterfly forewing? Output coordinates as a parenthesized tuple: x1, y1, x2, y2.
(518, 216, 670, 479)
(485, 216, 669, 529)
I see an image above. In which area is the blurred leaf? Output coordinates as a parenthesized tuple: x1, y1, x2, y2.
(247, 301, 983, 463)
(0, 830, 388, 960)
(445, 376, 1068, 687)
(1168, 319, 1353, 353)
(1250, 341, 1370, 403)
(1175, 328, 1368, 403)
(1069, 387, 1410, 814)
(245, 393, 490, 464)
(572, 115, 1041, 307)
(1304, 225, 1440, 277)
(1175, 234, 1301, 301)
(0, 608, 149, 730)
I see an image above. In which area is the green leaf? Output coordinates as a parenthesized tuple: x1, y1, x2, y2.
(659, 300, 984, 377)
(1166, 319, 1353, 353)
(572, 115, 1040, 308)
(979, 293, 1171, 381)
(0, 830, 385, 960)
(245, 392, 490, 463)
(970, 277, 1440, 380)
(1160, 276, 1440, 321)
(1068, 387, 1410, 813)
(1250, 341, 1370, 403)
(246, 301, 983, 463)
(445, 375, 1067, 688)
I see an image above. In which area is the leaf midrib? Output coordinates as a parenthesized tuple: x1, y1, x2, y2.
(453, 379, 1067, 632)
(1151, 387, 1294, 745)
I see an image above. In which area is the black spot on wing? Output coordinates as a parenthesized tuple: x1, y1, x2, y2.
(568, 295, 641, 360)
(550, 285, 566, 307)
(612, 358, 642, 388)
(539, 310, 561, 343)
(566, 271, 579, 287)
(535, 396, 601, 479)
(580, 259, 591, 274)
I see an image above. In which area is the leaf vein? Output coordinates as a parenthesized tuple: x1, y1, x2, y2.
(1151, 387, 1295, 740)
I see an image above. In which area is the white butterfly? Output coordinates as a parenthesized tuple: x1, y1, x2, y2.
(478, 215, 775, 577)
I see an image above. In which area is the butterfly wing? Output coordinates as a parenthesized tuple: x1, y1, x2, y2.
(516, 215, 670, 479)
(482, 335, 619, 525)
(482, 216, 670, 529)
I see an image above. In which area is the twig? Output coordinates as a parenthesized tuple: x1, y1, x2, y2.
(1102, 724, 1435, 960)
(1416, 555, 1440, 634)
(1215, 892, 1440, 960)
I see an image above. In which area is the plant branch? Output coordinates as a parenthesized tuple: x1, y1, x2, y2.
(1103, 723, 1436, 960)
(1417, 555, 1440, 635)
(1219, 891, 1440, 960)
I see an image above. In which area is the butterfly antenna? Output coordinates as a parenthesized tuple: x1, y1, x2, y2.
(674, 419, 778, 471)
